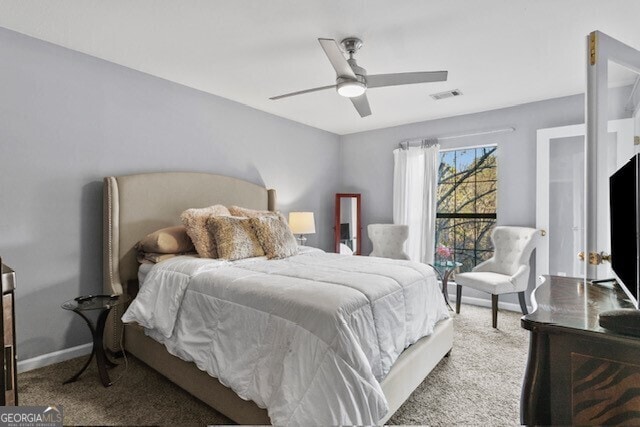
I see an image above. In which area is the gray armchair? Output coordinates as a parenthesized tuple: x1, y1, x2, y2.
(367, 224, 410, 260)
(454, 226, 540, 328)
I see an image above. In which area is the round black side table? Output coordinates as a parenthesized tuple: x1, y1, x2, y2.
(61, 294, 129, 387)
(429, 261, 462, 311)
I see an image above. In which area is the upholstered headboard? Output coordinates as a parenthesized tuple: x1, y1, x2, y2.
(103, 172, 276, 296)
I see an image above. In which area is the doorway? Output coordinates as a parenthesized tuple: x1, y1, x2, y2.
(536, 119, 634, 281)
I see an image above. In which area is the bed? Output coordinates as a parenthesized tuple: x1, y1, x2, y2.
(103, 172, 453, 425)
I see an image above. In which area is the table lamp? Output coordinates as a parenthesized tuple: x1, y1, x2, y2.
(288, 212, 315, 245)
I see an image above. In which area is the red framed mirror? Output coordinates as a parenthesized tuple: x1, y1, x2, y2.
(334, 193, 362, 255)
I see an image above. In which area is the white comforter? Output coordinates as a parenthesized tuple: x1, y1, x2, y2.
(122, 247, 449, 425)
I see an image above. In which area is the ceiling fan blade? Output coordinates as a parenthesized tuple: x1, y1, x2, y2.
(367, 71, 448, 88)
(318, 38, 357, 79)
(350, 93, 371, 117)
(269, 84, 336, 100)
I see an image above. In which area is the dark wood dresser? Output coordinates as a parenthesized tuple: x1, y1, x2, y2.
(1, 261, 17, 405)
(521, 275, 640, 425)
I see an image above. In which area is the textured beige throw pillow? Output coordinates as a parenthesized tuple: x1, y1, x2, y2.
(181, 205, 231, 258)
(250, 216, 299, 259)
(228, 206, 286, 222)
(207, 216, 265, 261)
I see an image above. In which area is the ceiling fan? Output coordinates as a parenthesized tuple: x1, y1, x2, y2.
(270, 37, 448, 117)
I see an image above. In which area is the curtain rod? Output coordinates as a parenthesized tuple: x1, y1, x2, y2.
(398, 127, 515, 149)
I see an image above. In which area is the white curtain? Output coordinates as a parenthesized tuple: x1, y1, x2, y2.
(393, 143, 440, 264)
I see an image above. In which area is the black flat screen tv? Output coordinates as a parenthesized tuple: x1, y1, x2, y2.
(609, 153, 640, 309)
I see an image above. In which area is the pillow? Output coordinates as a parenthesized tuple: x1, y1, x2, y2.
(137, 251, 199, 264)
(339, 243, 354, 256)
(228, 206, 286, 222)
(181, 205, 231, 258)
(250, 216, 299, 259)
(206, 216, 265, 261)
(136, 226, 195, 254)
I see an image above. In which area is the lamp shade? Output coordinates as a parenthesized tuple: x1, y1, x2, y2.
(288, 212, 316, 235)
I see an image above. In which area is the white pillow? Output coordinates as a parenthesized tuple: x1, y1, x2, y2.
(339, 243, 354, 256)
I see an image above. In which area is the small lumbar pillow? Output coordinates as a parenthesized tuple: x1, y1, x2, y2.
(250, 216, 299, 259)
(228, 206, 286, 222)
(136, 225, 195, 254)
(206, 216, 265, 261)
(181, 205, 231, 258)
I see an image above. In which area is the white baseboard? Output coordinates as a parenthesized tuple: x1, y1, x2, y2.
(448, 293, 531, 313)
(18, 342, 92, 374)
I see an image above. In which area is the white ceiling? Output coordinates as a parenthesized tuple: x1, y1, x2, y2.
(0, 0, 639, 135)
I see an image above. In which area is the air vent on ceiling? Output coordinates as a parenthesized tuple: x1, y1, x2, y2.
(430, 89, 463, 100)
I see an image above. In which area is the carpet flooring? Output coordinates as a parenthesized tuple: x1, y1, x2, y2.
(18, 304, 528, 426)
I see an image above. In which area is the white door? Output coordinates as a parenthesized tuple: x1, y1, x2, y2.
(536, 120, 634, 281)
(586, 31, 640, 281)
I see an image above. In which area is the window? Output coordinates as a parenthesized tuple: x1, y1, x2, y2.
(435, 146, 497, 272)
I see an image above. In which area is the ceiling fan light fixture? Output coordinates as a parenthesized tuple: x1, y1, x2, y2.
(270, 37, 449, 119)
(336, 79, 366, 98)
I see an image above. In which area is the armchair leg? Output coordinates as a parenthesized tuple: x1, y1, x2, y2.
(518, 291, 528, 315)
(492, 294, 498, 328)
(456, 285, 462, 314)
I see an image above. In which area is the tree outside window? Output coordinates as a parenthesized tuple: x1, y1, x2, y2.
(435, 146, 497, 272)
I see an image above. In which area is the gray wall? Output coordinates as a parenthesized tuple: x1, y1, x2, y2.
(340, 95, 583, 255)
(0, 28, 340, 361)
